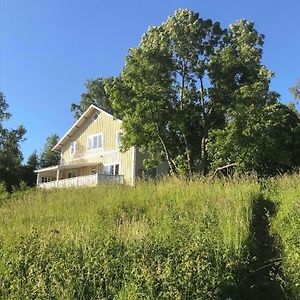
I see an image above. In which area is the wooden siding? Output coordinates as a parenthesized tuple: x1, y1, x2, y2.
(43, 107, 170, 186)
(60, 110, 135, 185)
(61, 112, 121, 161)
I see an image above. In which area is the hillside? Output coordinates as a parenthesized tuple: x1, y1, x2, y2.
(0, 175, 299, 299)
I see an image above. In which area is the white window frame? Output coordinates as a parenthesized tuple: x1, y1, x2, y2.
(116, 131, 122, 147)
(69, 141, 76, 156)
(41, 177, 55, 183)
(87, 133, 103, 151)
(103, 163, 120, 175)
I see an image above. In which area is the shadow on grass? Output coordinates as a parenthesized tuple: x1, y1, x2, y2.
(237, 197, 287, 300)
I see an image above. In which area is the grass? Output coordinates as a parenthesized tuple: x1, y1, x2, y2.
(1, 174, 299, 299)
(266, 173, 300, 299)
(0, 176, 261, 299)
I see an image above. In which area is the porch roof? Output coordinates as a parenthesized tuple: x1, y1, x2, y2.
(34, 162, 99, 174)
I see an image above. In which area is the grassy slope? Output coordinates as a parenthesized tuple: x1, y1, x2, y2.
(0, 177, 260, 299)
(268, 174, 300, 298)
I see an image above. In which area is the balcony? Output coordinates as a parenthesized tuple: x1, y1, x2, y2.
(38, 173, 124, 189)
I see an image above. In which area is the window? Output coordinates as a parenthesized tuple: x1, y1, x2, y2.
(67, 170, 77, 178)
(87, 133, 103, 150)
(92, 113, 99, 121)
(103, 164, 120, 175)
(41, 177, 55, 183)
(115, 164, 119, 175)
(116, 131, 121, 147)
(70, 141, 76, 155)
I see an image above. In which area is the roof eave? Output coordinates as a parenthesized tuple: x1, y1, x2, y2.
(51, 105, 122, 152)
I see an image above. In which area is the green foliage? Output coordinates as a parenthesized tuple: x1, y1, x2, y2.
(0, 92, 11, 122)
(207, 102, 300, 176)
(0, 177, 260, 299)
(71, 77, 115, 119)
(27, 150, 39, 170)
(39, 134, 60, 168)
(0, 92, 26, 191)
(287, 101, 300, 119)
(110, 9, 226, 176)
(289, 78, 300, 100)
(109, 10, 298, 178)
(18, 150, 40, 187)
(207, 21, 300, 176)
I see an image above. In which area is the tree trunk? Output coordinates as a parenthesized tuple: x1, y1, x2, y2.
(179, 62, 192, 177)
(199, 77, 209, 175)
(155, 124, 178, 176)
(201, 135, 208, 175)
(182, 133, 192, 178)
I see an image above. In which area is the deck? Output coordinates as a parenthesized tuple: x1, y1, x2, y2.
(38, 173, 124, 189)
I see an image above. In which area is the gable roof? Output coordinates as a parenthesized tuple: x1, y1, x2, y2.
(52, 105, 121, 152)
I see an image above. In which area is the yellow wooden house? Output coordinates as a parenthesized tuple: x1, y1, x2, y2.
(35, 105, 168, 188)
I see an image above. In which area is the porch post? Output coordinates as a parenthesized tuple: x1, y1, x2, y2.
(131, 146, 136, 187)
(36, 172, 40, 186)
(56, 168, 60, 187)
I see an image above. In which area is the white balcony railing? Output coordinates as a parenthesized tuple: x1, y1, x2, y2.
(38, 173, 124, 189)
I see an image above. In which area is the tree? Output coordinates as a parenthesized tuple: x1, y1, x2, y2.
(71, 77, 114, 119)
(206, 21, 300, 176)
(40, 134, 60, 168)
(287, 101, 300, 119)
(27, 150, 39, 170)
(110, 9, 225, 176)
(18, 150, 40, 187)
(0, 92, 26, 191)
(110, 10, 299, 178)
(207, 103, 300, 176)
(289, 79, 300, 99)
(0, 92, 11, 122)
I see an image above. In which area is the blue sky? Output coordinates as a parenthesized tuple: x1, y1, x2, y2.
(1, 0, 299, 162)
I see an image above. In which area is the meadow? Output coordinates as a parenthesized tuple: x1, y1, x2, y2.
(0, 175, 298, 299)
(267, 174, 300, 299)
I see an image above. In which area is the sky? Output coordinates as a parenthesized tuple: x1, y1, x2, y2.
(1, 0, 299, 162)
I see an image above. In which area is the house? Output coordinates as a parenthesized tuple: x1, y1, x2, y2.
(35, 105, 168, 188)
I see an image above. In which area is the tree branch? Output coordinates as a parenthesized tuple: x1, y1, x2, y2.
(210, 163, 238, 179)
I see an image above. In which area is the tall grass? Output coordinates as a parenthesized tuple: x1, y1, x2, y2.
(267, 173, 300, 298)
(0, 177, 260, 299)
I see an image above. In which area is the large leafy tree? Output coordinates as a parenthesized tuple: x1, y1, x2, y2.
(110, 9, 225, 176)
(110, 10, 300, 177)
(0, 92, 26, 191)
(71, 77, 114, 119)
(207, 21, 300, 175)
(40, 134, 60, 168)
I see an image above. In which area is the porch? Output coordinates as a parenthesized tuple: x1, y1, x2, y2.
(38, 173, 124, 189)
(35, 163, 124, 189)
